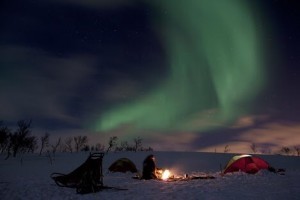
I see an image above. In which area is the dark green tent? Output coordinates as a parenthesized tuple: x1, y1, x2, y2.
(109, 158, 138, 173)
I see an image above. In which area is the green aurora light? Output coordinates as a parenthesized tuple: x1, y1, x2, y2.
(94, 0, 264, 132)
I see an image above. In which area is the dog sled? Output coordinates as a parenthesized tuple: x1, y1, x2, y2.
(51, 153, 126, 194)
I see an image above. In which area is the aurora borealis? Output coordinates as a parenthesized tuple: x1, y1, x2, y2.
(1, 0, 300, 152)
(97, 0, 264, 132)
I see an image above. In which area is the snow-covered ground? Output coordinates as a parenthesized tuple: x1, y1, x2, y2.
(1, 151, 300, 200)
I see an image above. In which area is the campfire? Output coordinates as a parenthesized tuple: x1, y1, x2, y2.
(161, 170, 171, 180)
(153, 168, 215, 182)
(157, 169, 172, 181)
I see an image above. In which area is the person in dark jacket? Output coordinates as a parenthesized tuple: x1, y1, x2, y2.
(142, 155, 157, 180)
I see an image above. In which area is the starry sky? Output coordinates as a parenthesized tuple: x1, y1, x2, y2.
(1, 0, 299, 152)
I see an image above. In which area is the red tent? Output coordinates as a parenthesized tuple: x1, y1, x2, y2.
(223, 155, 270, 174)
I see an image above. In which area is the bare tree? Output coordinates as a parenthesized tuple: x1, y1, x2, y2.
(4, 133, 12, 160)
(281, 147, 291, 155)
(24, 136, 38, 153)
(46, 150, 53, 165)
(224, 145, 230, 153)
(82, 145, 90, 152)
(95, 143, 105, 152)
(147, 146, 154, 151)
(120, 141, 129, 151)
(294, 146, 300, 156)
(64, 137, 73, 153)
(133, 137, 142, 152)
(250, 143, 257, 154)
(0, 122, 10, 154)
(50, 137, 61, 155)
(10, 120, 34, 157)
(74, 136, 88, 152)
(39, 132, 49, 155)
(106, 136, 118, 153)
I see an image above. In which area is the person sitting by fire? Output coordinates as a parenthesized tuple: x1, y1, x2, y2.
(142, 154, 159, 180)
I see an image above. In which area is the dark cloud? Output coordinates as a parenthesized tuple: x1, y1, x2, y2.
(0, 0, 168, 130)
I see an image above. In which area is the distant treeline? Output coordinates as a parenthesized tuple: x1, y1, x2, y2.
(0, 120, 153, 160)
(215, 143, 300, 156)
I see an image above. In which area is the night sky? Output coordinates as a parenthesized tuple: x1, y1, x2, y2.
(1, 0, 299, 152)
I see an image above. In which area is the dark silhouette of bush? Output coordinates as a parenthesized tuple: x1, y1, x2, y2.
(5, 120, 38, 159)
(0, 121, 11, 154)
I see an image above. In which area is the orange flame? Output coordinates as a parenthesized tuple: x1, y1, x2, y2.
(161, 169, 170, 180)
